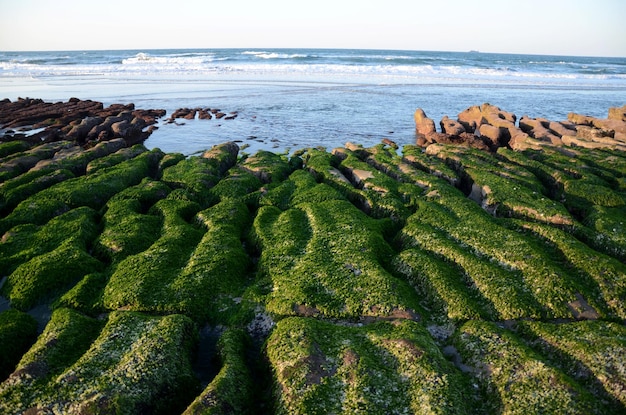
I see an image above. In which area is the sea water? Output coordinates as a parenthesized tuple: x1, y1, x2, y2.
(1, 48, 625, 154)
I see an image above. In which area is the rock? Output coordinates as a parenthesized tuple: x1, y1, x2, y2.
(414, 109, 436, 136)
(519, 116, 562, 145)
(608, 105, 626, 121)
(478, 124, 504, 147)
(0, 98, 164, 148)
(440, 116, 466, 136)
(548, 121, 577, 137)
(457, 105, 483, 133)
(568, 112, 595, 126)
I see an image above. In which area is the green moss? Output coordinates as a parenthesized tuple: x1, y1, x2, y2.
(0, 206, 100, 275)
(209, 166, 262, 201)
(56, 272, 109, 315)
(583, 205, 626, 261)
(0, 149, 163, 232)
(0, 140, 31, 159)
(1, 310, 199, 415)
(93, 179, 170, 263)
(17, 308, 104, 376)
(0, 309, 38, 380)
(515, 220, 626, 319)
(0, 168, 75, 215)
(103, 199, 204, 314)
(167, 198, 253, 323)
(517, 320, 626, 411)
(85, 144, 147, 174)
(3, 237, 104, 310)
(393, 247, 493, 321)
(454, 320, 609, 415)
(184, 328, 253, 414)
(268, 317, 474, 415)
(253, 198, 420, 320)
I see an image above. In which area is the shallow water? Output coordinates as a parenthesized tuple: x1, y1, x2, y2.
(2, 48, 625, 154)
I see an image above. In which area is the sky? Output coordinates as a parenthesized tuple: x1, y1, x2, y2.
(0, 0, 625, 57)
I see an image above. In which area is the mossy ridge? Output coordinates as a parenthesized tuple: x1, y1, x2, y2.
(171, 198, 253, 324)
(333, 146, 414, 222)
(255, 197, 420, 320)
(0, 206, 100, 276)
(301, 148, 366, 206)
(12, 310, 199, 415)
(3, 232, 104, 311)
(0, 309, 38, 381)
(56, 272, 109, 316)
(84, 144, 147, 174)
(93, 178, 170, 264)
(0, 140, 31, 160)
(513, 220, 626, 319)
(583, 205, 626, 261)
(398, 214, 538, 320)
(0, 141, 73, 182)
(160, 143, 240, 208)
(0, 168, 76, 216)
(517, 320, 626, 411)
(0, 148, 163, 233)
(102, 198, 204, 314)
(416, 184, 603, 319)
(454, 320, 610, 415)
(267, 317, 474, 415)
(402, 144, 460, 186)
(393, 247, 492, 322)
(183, 328, 253, 415)
(431, 144, 573, 225)
(0, 308, 103, 414)
(259, 168, 346, 210)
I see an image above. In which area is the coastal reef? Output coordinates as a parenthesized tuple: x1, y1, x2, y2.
(1, 99, 626, 414)
(415, 103, 626, 152)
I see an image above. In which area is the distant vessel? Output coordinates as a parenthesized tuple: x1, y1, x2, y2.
(469, 50, 480, 53)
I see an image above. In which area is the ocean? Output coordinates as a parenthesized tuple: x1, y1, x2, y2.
(1, 48, 625, 154)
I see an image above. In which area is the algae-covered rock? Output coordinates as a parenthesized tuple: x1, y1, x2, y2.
(0, 310, 198, 415)
(268, 317, 475, 415)
(1, 113, 626, 414)
(0, 309, 38, 380)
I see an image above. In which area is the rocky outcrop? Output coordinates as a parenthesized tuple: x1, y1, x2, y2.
(415, 103, 626, 153)
(0, 98, 164, 148)
(167, 107, 238, 123)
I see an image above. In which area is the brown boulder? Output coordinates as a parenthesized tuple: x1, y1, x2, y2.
(414, 109, 436, 136)
(457, 105, 482, 133)
(440, 116, 466, 136)
(608, 105, 626, 121)
(519, 116, 562, 145)
(478, 124, 504, 147)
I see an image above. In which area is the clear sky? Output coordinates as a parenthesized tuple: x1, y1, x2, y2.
(1, 0, 625, 57)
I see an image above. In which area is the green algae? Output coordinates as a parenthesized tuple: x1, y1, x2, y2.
(0, 310, 198, 415)
(252, 198, 420, 320)
(0, 309, 38, 380)
(3, 237, 104, 310)
(0, 308, 104, 413)
(0, 149, 163, 233)
(1, 138, 626, 414)
(268, 317, 474, 415)
(517, 320, 626, 411)
(183, 328, 253, 414)
(0, 206, 100, 275)
(103, 198, 204, 314)
(454, 320, 611, 414)
(0, 140, 31, 159)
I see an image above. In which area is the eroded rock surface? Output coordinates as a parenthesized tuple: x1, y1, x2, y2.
(416, 103, 626, 153)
